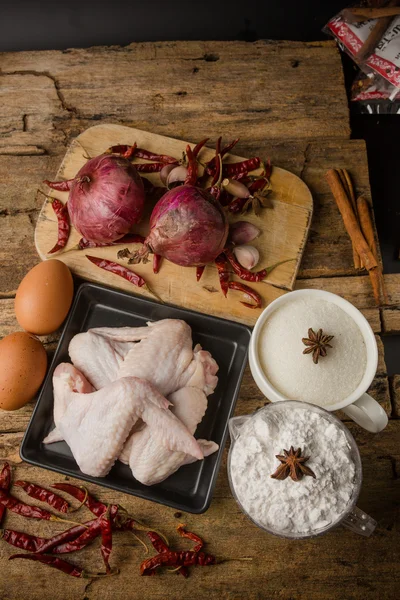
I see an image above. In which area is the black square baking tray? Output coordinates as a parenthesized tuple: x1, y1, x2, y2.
(20, 282, 251, 513)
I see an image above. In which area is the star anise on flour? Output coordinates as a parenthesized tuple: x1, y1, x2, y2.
(302, 328, 334, 364)
(270, 446, 316, 482)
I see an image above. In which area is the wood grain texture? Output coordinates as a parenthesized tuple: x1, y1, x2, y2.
(35, 124, 312, 325)
(0, 40, 399, 600)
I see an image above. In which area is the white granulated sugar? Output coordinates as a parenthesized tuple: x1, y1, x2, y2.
(230, 405, 356, 535)
(258, 297, 367, 406)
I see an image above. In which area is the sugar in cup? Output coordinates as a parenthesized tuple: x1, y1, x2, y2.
(249, 289, 388, 433)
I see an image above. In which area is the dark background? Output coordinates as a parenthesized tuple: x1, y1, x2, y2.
(1, 0, 399, 371)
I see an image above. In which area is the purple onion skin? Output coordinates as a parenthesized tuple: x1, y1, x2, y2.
(68, 154, 145, 243)
(146, 185, 229, 267)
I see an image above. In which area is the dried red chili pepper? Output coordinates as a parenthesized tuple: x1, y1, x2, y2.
(86, 255, 148, 289)
(176, 524, 204, 552)
(48, 198, 70, 254)
(145, 532, 187, 578)
(76, 233, 145, 250)
(215, 254, 230, 297)
(205, 137, 239, 175)
(43, 179, 74, 192)
(9, 553, 86, 578)
(100, 506, 118, 574)
(225, 249, 291, 283)
(192, 138, 209, 158)
(210, 137, 222, 187)
(106, 144, 178, 164)
(1, 528, 47, 553)
(135, 148, 177, 165)
(196, 266, 205, 282)
(185, 145, 198, 185)
(52, 518, 102, 554)
(153, 253, 162, 274)
(0, 463, 11, 526)
(222, 157, 261, 177)
(37, 520, 97, 554)
(140, 530, 215, 576)
(51, 484, 107, 517)
(15, 481, 69, 514)
(133, 162, 165, 173)
(227, 281, 262, 309)
(0, 489, 68, 522)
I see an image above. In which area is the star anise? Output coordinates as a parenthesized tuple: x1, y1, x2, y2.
(270, 446, 316, 482)
(302, 328, 334, 364)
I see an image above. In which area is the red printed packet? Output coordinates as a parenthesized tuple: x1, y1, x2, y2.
(326, 13, 400, 96)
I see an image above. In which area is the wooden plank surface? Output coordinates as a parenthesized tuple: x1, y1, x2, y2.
(0, 40, 399, 600)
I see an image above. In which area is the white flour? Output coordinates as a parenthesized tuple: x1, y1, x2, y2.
(230, 405, 356, 535)
(258, 297, 367, 407)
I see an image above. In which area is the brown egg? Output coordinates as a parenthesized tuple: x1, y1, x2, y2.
(15, 260, 74, 335)
(0, 332, 47, 411)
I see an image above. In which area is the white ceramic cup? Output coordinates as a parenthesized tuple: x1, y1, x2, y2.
(249, 289, 388, 433)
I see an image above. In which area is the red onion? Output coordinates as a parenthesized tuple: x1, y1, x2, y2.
(142, 185, 229, 267)
(67, 154, 145, 243)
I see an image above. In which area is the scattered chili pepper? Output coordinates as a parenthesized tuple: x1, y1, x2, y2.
(146, 532, 187, 578)
(0, 489, 68, 522)
(196, 266, 205, 282)
(36, 520, 97, 555)
(43, 179, 74, 192)
(1, 528, 47, 553)
(106, 144, 178, 164)
(100, 506, 118, 574)
(224, 248, 291, 283)
(75, 233, 145, 250)
(192, 138, 209, 158)
(133, 162, 165, 173)
(153, 253, 162, 274)
(135, 148, 178, 165)
(205, 138, 239, 175)
(177, 524, 204, 552)
(86, 255, 147, 289)
(48, 198, 70, 254)
(0, 463, 11, 526)
(51, 484, 107, 517)
(140, 527, 215, 577)
(15, 481, 69, 514)
(185, 145, 198, 185)
(222, 157, 261, 177)
(227, 281, 262, 309)
(215, 254, 230, 297)
(9, 553, 86, 578)
(210, 138, 222, 186)
(52, 517, 102, 554)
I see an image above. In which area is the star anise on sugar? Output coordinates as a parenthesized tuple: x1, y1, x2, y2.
(270, 446, 316, 482)
(302, 328, 334, 364)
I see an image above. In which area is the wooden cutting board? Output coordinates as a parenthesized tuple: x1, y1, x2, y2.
(35, 124, 312, 326)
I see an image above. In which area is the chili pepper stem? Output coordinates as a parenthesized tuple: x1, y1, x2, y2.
(68, 487, 88, 513)
(133, 520, 169, 547)
(258, 258, 296, 281)
(50, 516, 89, 528)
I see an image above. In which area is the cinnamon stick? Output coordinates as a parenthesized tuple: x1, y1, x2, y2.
(326, 169, 378, 271)
(355, 0, 398, 62)
(337, 169, 361, 269)
(357, 195, 388, 305)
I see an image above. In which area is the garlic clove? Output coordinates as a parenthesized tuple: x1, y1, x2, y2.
(233, 245, 260, 270)
(160, 164, 176, 186)
(166, 165, 189, 189)
(229, 221, 261, 245)
(222, 178, 250, 199)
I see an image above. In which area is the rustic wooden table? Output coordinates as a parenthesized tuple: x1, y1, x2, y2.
(1, 41, 399, 600)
